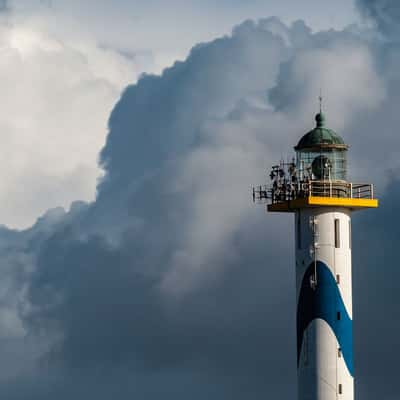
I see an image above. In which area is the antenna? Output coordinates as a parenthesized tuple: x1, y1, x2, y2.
(319, 89, 323, 113)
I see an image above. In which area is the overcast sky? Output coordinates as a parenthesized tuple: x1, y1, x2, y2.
(14, 0, 359, 60)
(0, 1, 398, 399)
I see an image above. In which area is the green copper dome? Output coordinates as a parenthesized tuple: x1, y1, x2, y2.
(295, 113, 348, 151)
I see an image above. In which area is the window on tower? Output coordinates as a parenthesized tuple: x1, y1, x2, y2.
(297, 213, 301, 249)
(335, 218, 340, 248)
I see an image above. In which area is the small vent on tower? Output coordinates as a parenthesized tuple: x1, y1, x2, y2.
(338, 384, 343, 394)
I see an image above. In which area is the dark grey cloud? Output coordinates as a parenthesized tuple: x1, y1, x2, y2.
(0, 13, 397, 400)
(356, 0, 400, 39)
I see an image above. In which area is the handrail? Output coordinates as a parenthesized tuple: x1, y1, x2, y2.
(308, 181, 373, 200)
(253, 180, 375, 205)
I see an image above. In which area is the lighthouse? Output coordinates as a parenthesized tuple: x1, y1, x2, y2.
(253, 110, 378, 400)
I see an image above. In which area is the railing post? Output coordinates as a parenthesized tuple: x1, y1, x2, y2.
(358, 187, 361, 199)
(350, 183, 353, 198)
(371, 184, 374, 199)
(330, 181, 332, 197)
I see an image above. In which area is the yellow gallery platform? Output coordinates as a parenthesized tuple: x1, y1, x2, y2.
(267, 196, 379, 213)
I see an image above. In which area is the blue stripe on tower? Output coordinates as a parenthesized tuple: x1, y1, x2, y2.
(297, 261, 354, 376)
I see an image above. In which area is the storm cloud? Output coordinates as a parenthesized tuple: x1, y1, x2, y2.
(0, 2, 398, 399)
(357, 0, 400, 38)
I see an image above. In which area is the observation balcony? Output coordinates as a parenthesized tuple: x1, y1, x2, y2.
(253, 180, 378, 213)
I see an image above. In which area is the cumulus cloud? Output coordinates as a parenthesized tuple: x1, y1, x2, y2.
(0, 14, 146, 229)
(0, 5, 398, 400)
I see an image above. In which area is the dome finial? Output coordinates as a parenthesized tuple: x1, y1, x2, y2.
(315, 90, 325, 127)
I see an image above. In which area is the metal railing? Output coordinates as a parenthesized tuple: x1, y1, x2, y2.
(253, 181, 375, 205)
(309, 181, 374, 199)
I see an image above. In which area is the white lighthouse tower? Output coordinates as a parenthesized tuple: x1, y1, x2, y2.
(253, 110, 378, 400)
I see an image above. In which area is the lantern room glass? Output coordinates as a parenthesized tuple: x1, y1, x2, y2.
(296, 149, 347, 181)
